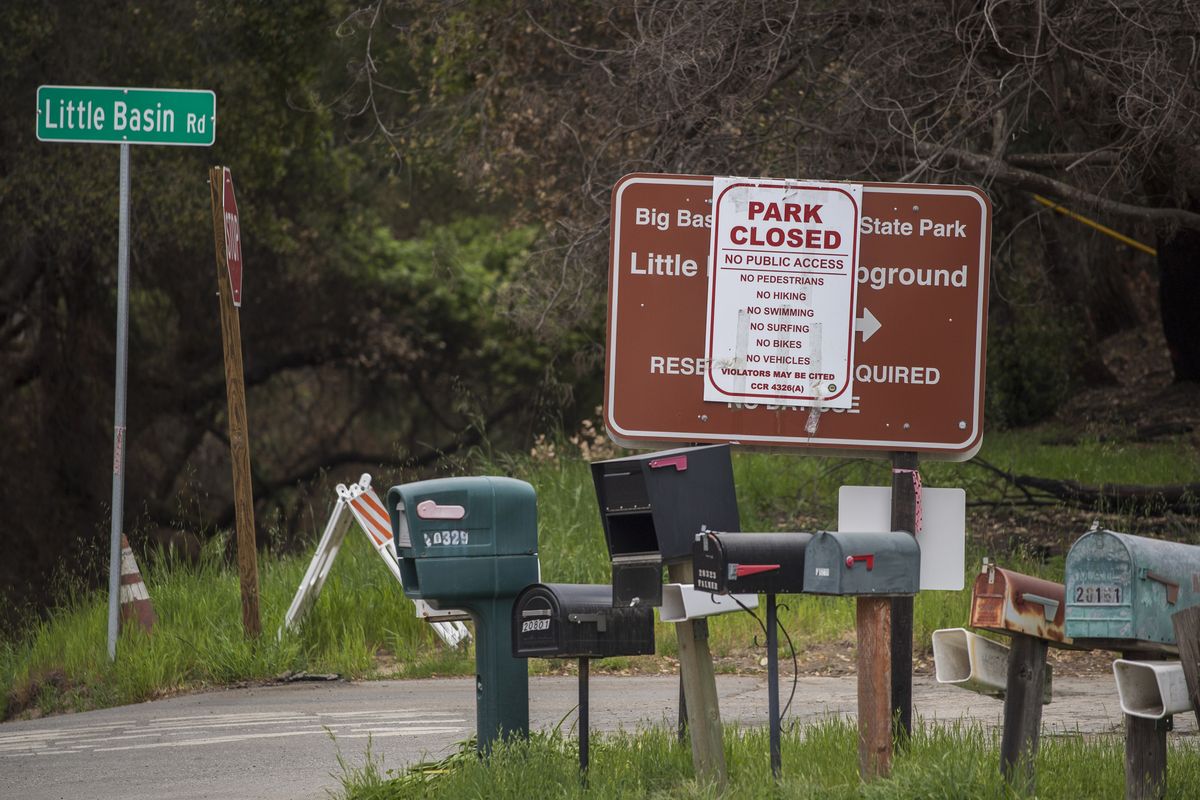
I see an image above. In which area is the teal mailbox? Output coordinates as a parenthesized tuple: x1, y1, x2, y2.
(1065, 529, 1200, 653)
(802, 531, 920, 596)
(388, 476, 540, 752)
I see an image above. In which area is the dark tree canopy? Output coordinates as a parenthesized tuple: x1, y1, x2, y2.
(345, 0, 1199, 376)
(0, 0, 596, 625)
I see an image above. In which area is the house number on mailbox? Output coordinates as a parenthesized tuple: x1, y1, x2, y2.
(424, 529, 469, 547)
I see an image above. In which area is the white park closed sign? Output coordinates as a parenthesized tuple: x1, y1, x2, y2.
(704, 178, 862, 408)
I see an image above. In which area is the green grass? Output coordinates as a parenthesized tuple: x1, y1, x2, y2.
(2, 425, 1197, 718)
(333, 718, 1200, 799)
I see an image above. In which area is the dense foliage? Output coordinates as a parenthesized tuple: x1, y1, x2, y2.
(0, 1, 597, 626)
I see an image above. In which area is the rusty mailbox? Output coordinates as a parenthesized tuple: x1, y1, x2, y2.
(1065, 529, 1200, 653)
(802, 531, 920, 596)
(970, 560, 1074, 647)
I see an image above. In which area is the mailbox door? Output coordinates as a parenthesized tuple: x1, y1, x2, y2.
(642, 444, 739, 560)
(513, 585, 561, 657)
(803, 531, 920, 596)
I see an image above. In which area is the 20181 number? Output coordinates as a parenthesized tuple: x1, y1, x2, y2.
(1074, 585, 1121, 604)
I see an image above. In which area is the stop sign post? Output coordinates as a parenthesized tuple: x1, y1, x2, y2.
(209, 166, 260, 638)
(606, 173, 991, 460)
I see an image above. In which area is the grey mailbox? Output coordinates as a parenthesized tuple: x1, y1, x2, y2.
(802, 531, 920, 596)
(1065, 528, 1200, 653)
(591, 444, 739, 606)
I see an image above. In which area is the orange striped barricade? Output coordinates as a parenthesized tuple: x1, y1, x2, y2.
(280, 474, 472, 648)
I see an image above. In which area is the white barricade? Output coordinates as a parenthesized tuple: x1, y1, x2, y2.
(281, 474, 471, 648)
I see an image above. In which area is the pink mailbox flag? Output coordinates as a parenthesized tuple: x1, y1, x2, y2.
(221, 167, 243, 306)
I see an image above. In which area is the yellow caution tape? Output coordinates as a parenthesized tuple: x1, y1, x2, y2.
(1032, 194, 1157, 257)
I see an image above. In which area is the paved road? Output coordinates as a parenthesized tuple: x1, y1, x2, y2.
(1, 674, 1191, 800)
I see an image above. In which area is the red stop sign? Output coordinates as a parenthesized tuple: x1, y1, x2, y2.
(221, 168, 243, 306)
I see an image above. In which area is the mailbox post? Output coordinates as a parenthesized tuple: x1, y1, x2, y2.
(965, 561, 1075, 793)
(388, 476, 540, 753)
(803, 530, 919, 777)
(512, 582, 655, 775)
(592, 444, 739, 783)
(695, 529, 811, 778)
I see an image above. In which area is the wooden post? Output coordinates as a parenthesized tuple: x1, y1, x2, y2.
(208, 166, 261, 639)
(1171, 606, 1200, 716)
(1123, 650, 1168, 800)
(667, 560, 726, 786)
(857, 596, 892, 779)
(999, 633, 1049, 793)
(889, 451, 919, 741)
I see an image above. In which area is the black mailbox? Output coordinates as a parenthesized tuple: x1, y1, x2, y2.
(694, 531, 812, 595)
(512, 583, 655, 659)
(592, 444, 740, 606)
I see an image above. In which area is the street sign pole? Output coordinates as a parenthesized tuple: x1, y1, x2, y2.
(209, 166, 261, 639)
(38, 85, 216, 660)
(106, 143, 131, 661)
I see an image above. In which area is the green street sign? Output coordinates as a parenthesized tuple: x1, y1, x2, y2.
(37, 85, 215, 146)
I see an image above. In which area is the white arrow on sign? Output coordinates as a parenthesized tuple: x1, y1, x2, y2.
(855, 307, 882, 342)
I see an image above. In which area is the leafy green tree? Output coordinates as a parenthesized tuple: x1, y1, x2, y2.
(0, 1, 595, 625)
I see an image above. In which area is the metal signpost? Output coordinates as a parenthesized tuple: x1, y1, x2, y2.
(36, 85, 216, 660)
(607, 172, 991, 778)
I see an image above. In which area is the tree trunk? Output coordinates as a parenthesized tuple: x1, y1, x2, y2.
(1157, 222, 1200, 383)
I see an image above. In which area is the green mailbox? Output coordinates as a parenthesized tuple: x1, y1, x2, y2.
(802, 531, 920, 596)
(388, 476, 540, 752)
(1065, 529, 1200, 653)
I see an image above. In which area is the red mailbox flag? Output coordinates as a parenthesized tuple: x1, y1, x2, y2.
(221, 168, 243, 306)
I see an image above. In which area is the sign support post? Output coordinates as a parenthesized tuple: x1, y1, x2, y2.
(38, 84, 216, 660)
(889, 450, 919, 742)
(106, 143, 131, 661)
(208, 166, 260, 638)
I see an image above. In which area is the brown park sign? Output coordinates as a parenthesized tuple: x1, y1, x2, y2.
(605, 173, 991, 460)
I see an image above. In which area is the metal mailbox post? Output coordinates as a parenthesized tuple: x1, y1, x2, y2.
(512, 582, 655, 775)
(692, 529, 811, 777)
(388, 476, 540, 752)
(802, 532, 921, 596)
